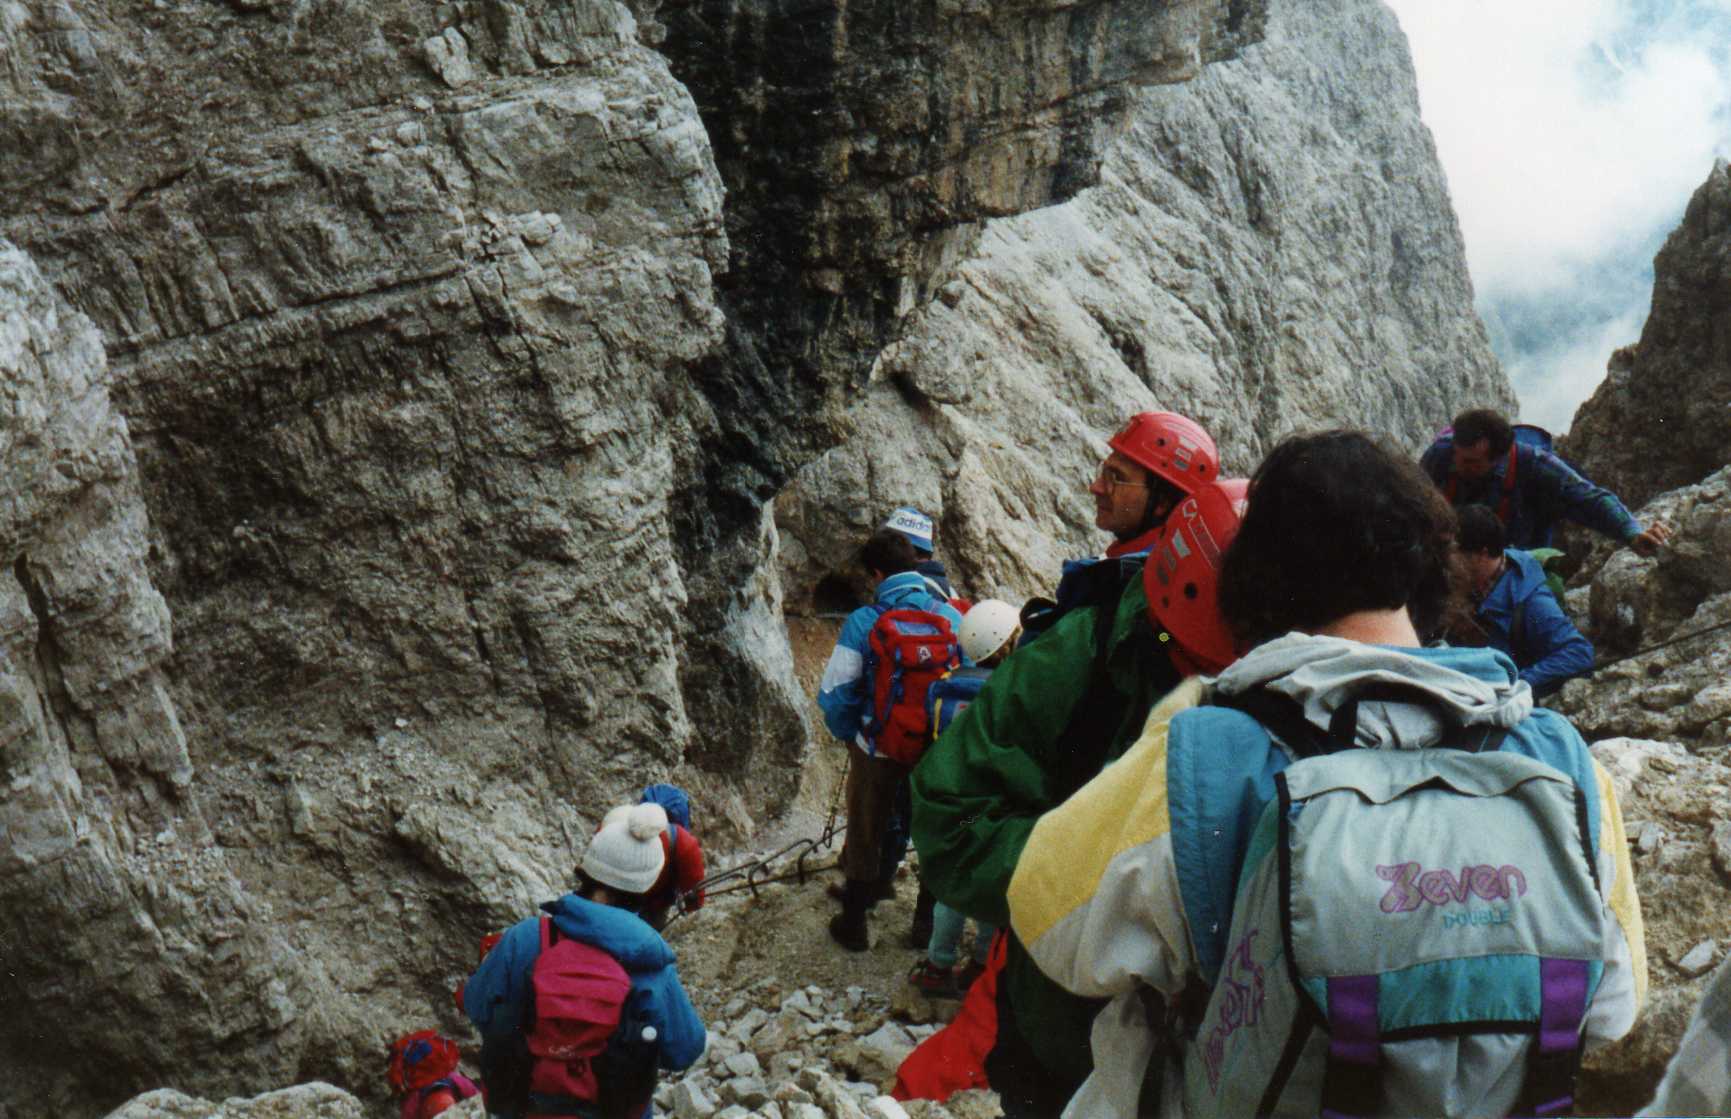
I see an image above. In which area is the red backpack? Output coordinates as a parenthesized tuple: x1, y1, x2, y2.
(525, 916, 632, 1114)
(864, 607, 962, 765)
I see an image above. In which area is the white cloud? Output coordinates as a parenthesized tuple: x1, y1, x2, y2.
(1388, 0, 1731, 301)
(1505, 309, 1647, 434)
(1385, 0, 1731, 431)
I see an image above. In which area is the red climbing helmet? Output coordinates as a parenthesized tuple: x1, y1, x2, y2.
(1144, 478, 1248, 675)
(387, 1030, 461, 1094)
(1107, 412, 1219, 495)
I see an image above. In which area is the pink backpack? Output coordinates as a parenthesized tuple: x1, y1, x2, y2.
(526, 916, 631, 1112)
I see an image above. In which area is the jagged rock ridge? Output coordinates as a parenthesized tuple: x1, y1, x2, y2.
(1551, 159, 1731, 1111)
(1564, 158, 1731, 512)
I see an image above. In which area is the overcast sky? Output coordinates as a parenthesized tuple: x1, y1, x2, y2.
(1386, 0, 1731, 433)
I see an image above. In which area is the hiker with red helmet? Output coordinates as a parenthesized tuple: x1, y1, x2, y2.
(1091, 411, 1218, 557)
(906, 430, 1243, 1118)
(387, 1031, 479, 1119)
(1420, 407, 1670, 555)
(460, 803, 705, 1119)
(1020, 412, 1221, 646)
(1010, 430, 1643, 1118)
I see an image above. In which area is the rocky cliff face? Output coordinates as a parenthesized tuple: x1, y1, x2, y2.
(775, 0, 1511, 608)
(0, 0, 1275, 1111)
(1564, 159, 1731, 514)
(1546, 159, 1731, 1111)
(0, 242, 321, 1110)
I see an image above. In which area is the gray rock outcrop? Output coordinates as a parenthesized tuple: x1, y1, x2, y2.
(1565, 159, 1731, 513)
(1574, 738, 1731, 1115)
(105, 1084, 365, 1119)
(775, 0, 1511, 607)
(1552, 469, 1731, 749)
(0, 241, 322, 1113)
(1546, 158, 1731, 1112)
(1, 0, 1269, 1112)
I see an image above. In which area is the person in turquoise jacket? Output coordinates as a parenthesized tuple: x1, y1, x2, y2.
(1456, 503, 1594, 697)
(1008, 430, 1645, 1119)
(462, 803, 706, 1119)
(817, 528, 966, 951)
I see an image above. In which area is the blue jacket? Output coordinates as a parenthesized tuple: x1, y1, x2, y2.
(1478, 548, 1595, 698)
(915, 558, 955, 598)
(464, 894, 706, 1116)
(816, 571, 966, 746)
(1420, 436, 1641, 549)
(639, 783, 692, 829)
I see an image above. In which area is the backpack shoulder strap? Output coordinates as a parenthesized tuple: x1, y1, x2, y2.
(1499, 442, 1520, 523)
(1166, 703, 1286, 983)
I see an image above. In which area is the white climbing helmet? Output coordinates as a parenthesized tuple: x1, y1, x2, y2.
(958, 599, 1021, 665)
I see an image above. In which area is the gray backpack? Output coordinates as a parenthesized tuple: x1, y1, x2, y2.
(1180, 701, 1606, 1118)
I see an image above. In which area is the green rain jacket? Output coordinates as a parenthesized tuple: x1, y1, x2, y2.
(910, 573, 1182, 1089)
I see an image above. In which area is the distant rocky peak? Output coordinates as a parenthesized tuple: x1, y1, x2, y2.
(1563, 158, 1731, 510)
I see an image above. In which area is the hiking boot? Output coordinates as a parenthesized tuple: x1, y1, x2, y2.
(908, 959, 961, 999)
(907, 883, 936, 948)
(827, 878, 895, 907)
(955, 958, 987, 992)
(828, 879, 872, 952)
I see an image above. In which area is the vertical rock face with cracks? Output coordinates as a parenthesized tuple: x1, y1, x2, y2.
(655, 0, 1269, 525)
(0, 241, 315, 1110)
(1565, 160, 1731, 513)
(1, 0, 759, 1111)
(776, 0, 1510, 607)
(0, 0, 1267, 1110)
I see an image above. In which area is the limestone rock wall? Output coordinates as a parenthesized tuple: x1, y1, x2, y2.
(775, 0, 1512, 607)
(0, 241, 322, 1112)
(1564, 160, 1731, 513)
(2, 0, 760, 1111)
(0, 0, 1268, 1111)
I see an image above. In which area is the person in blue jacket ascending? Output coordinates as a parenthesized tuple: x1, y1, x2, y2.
(1419, 407, 1670, 553)
(460, 802, 706, 1119)
(817, 528, 967, 951)
(1456, 503, 1594, 698)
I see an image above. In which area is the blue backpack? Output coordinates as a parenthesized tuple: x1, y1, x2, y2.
(924, 666, 993, 742)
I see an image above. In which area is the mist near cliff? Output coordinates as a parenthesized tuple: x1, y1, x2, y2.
(1389, 0, 1731, 432)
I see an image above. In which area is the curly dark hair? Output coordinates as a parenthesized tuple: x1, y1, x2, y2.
(1219, 430, 1465, 644)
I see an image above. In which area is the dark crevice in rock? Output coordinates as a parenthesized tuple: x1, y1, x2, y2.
(13, 555, 78, 734)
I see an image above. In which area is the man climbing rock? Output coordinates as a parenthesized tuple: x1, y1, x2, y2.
(818, 529, 965, 951)
(1455, 504, 1595, 698)
(909, 420, 1236, 1118)
(1420, 407, 1671, 554)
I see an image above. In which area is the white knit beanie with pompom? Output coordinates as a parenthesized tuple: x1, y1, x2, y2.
(580, 802, 669, 894)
